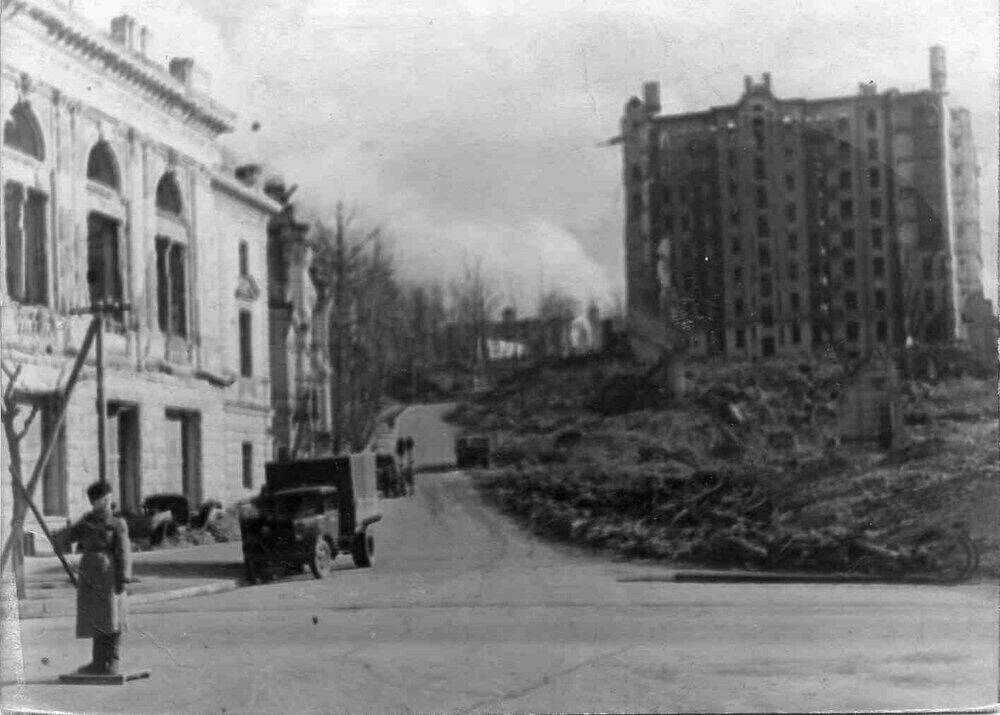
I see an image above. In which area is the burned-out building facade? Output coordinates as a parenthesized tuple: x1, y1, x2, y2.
(1, 3, 280, 545)
(622, 46, 992, 359)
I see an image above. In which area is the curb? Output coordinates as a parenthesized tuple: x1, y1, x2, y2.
(416, 462, 459, 474)
(620, 570, 986, 585)
(14, 579, 242, 620)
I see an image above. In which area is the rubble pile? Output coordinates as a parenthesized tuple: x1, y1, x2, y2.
(478, 463, 930, 573)
(454, 351, 997, 577)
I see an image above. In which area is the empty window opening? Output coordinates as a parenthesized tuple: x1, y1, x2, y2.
(239, 310, 253, 377)
(242, 442, 253, 489)
(87, 141, 120, 190)
(871, 227, 883, 248)
(156, 237, 188, 337)
(156, 173, 183, 215)
(239, 241, 249, 277)
(4, 182, 48, 305)
(3, 103, 44, 160)
(86, 213, 124, 312)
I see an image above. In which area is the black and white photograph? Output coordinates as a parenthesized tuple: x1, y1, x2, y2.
(0, 0, 998, 712)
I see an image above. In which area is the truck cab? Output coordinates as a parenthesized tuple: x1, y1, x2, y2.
(239, 453, 382, 583)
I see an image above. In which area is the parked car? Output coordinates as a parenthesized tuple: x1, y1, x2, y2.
(142, 494, 190, 545)
(239, 452, 382, 583)
(455, 435, 490, 469)
(143, 494, 191, 525)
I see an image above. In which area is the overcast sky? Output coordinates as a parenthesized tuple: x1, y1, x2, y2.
(81, 0, 999, 312)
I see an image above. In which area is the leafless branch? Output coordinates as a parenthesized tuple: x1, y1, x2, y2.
(2, 363, 22, 405)
(14, 405, 39, 441)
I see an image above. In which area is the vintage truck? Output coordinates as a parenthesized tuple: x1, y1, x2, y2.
(239, 452, 382, 583)
(455, 435, 490, 469)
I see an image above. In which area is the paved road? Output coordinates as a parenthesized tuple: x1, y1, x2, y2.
(3, 404, 997, 713)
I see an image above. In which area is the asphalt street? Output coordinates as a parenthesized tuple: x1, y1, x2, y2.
(2, 404, 997, 713)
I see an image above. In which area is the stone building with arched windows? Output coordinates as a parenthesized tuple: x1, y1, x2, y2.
(1, 2, 282, 546)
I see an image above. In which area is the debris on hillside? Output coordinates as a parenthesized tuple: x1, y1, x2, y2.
(451, 351, 997, 579)
(476, 462, 980, 579)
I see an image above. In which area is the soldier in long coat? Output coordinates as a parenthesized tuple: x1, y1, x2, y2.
(59, 480, 131, 675)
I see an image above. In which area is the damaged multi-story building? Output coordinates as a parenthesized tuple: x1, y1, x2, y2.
(621, 45, 994, 359)
(1, 3, 282, 545)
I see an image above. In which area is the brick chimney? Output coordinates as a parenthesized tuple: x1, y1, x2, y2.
(930, 45, 947, 93)
(642, 81, 660, 116)
(169, 57, 195, 87)
(110, 15, 136, 52)
(858, 80, 878, 96)
(138, 26, 150, 57)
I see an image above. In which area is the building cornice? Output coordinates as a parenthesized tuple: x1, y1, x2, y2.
(211, 172, 283, 216)
(651, 88, 937, 126)
(17, 0, 236, 135)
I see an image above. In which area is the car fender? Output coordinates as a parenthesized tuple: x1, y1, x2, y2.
(357, 513, 382, 534)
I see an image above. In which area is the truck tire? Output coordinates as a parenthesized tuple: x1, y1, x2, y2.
(309, 538, 334, 579)
(352, 532, 375, 568)
(245, 558, 269, 585)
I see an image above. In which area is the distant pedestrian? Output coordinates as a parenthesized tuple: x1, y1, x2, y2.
(404, 436, 415, 496)
(59, 481, 131, 676)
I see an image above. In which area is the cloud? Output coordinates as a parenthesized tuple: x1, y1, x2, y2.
(77, 0, 999, 310)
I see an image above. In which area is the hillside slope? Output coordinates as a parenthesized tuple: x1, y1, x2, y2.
(448, 354, 998, 578)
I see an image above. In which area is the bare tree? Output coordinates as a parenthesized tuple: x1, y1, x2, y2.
(0, 360, 41, 598)
(311, 204, 380, 453)
(537, 289, 580, 323)
(448, 257, 500, 375)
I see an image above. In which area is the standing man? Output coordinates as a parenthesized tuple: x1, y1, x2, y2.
(59, 481, 131, 675)
(404, 436, 416, 496)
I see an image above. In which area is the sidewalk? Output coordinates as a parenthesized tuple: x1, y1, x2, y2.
(9, 541, 245, 619)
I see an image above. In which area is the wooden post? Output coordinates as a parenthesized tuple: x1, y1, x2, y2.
(11, 478, 77, 587)
(2, 303, 124, 589)
(95, 302, 107, 484)
(1, 317, 98, 582)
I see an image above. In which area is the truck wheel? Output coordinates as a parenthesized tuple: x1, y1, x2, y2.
(310, 538, 333, 579)
(245, 558, 269, 585)
(352, 532, 375, 568)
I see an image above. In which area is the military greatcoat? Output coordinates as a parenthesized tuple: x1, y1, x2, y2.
(61, 508, 131, 638)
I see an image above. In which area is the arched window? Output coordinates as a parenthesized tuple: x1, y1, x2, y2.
(3, 103, 44, 160)
(156, 172, 182, 214)
(87, 141, 120, 190)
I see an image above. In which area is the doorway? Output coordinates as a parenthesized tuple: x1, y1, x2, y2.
(108, 402, 141, 513)
(165, 409, 202, 505)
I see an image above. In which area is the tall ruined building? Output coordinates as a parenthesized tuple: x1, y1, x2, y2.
(621, 46, 992, 358)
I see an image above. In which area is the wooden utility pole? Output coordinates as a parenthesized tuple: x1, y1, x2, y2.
(2, 315, 99, 593)
(94, 302, 108, 484)
(332, 205, 346, 455)
(0, 300, 126, 596)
